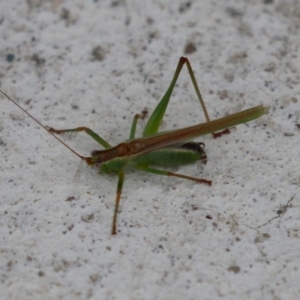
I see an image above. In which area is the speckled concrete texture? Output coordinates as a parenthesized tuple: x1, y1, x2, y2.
(0, 1, 299, 299)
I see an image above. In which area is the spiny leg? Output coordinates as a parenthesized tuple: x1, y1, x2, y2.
(47, 126, 111, 149)
(135, 165, 212, 186)
(112, 170, 125, 235)
(129, 109, 148, 140)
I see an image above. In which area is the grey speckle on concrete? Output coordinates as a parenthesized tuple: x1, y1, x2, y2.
(0, 0, 299, 299)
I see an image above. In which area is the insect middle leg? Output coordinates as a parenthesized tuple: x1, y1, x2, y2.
(112, 170, 125, 235)
(129, 109, 148, 140)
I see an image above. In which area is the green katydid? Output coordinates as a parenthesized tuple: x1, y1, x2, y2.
(0, 57, 267, 234)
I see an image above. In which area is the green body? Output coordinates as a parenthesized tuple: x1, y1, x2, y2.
(0, 57, 268, 235)
(46, 57, 267, 234)
(100, 143, 206, 173)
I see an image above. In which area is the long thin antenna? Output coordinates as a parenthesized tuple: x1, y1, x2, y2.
(0, 88, 88, 161)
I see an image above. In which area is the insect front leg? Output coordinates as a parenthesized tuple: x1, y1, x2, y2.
(47, 126, 111, 149)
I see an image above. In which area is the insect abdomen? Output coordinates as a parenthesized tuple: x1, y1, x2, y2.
(131, 142, 206, 167)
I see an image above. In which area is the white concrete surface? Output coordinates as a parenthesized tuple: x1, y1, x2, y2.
(0, 0, 299, 299)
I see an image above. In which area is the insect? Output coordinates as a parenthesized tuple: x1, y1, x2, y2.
(0, 57, 267, 234)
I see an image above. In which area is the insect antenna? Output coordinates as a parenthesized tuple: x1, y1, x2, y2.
(0, 88, 89, 162)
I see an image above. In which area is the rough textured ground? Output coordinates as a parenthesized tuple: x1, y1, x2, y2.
(0, 1, 299, 299)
